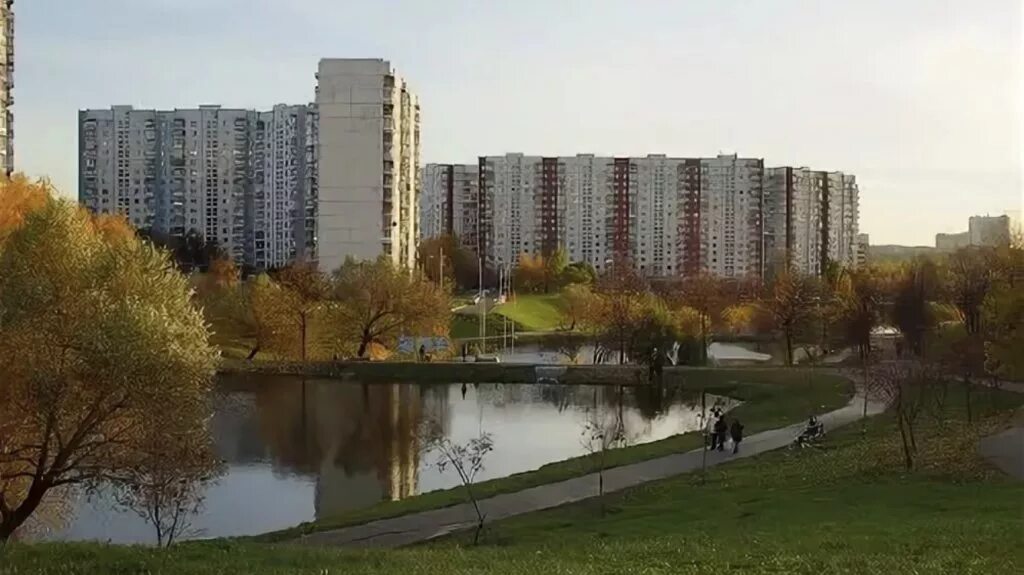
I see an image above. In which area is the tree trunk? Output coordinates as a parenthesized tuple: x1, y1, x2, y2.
(964, 377, 973, 424)
(246, 344, 260, 361)
(897, 414, 914, 470)
(0, 480, 49, 542)
(784, 330, 794, 366)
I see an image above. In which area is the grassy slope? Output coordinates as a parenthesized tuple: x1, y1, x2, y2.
(9, 387, 1020, 574)
(492, 293, 565, 332)
(254, 368, 852, 541)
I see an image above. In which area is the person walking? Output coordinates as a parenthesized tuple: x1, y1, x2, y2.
(730, 419, 744, 454)
(713, 415, 728, 452)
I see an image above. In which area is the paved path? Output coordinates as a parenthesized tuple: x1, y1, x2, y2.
(295, 391, 887, 549)
(977, 379, 1024, 479)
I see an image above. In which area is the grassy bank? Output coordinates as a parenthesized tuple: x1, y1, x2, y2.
(492, 293, 565, 332)
(252, 368, 852, 542)
(8, 385, 1019, 574)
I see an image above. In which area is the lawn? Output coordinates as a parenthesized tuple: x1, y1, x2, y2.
(7, 384, 1020, 574)
(492, 293, 566, 332)
(252, 368, 853, 542)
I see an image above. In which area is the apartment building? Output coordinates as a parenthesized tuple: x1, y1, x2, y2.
(475, 153, 770, 279)
(420, 163, 479, 254)
(316, 58, 420, 272)
(78, 104, 317, 269)
(855, 233, 870, 268)
(764, 167, 860, 277)
(968, 215, 1011, 247)
(1, 0, 13, 176)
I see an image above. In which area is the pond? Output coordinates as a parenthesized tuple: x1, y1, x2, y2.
(44, 375, 734, 544)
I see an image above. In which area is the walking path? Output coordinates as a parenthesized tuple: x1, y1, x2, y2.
(977, 379, 1024, 480)
(295, 390, 887, 549)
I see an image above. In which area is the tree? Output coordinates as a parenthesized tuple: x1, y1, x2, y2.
(677, 274, 725, 365)
(760, 271, 820, 366)
(872, 362, 933, 470)
(420, 422, 493, 545)
(946, 248, 995, 336)
(543, 248, 568, 293)
(593, 265, 648, 364)
(114, 426, 223, 547)
(271, 261, 330, 361)
(835, 268, 887, 361)
(558, 283, 595, 331)
(561, 261, 597, 287)
(891, 259, 940, 356)
(580, 401, 627, 513)
(331, 257, 449, 358)
(418, 234, 481, 291)
(514, 253, 547, 293)
(0, 188, 218, 542)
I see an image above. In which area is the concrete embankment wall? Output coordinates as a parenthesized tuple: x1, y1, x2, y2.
(219, 359, 702, 386)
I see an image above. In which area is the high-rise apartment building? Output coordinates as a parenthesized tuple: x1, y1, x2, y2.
(764, 167, 860, 277)
(316, 58, 420, 272)
(248, 104, 318, 269)
(474, 153, 771, 279)
(968, 215, 1011, 247)
(855, 233, 870, 268)
(1, 0, 13, 176)
(78, 104, 317, 269)
(420, 163, 479, 254)
(439, 153, 859, 280)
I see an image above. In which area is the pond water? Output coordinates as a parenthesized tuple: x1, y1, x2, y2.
(45, 375, 734, 544)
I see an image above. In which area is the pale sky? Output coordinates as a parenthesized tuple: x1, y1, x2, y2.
(15, 0, 1024, 245)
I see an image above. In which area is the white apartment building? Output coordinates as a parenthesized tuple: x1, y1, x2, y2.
(477, 154, 767, 279)
(764, 167, 860, 277)
(856, 233, 870, 268)
(247, 104, 318, 269)
(699, 155, 764, 278)
(420, 163, 479, 254)
(316, 58, 420, 272)
(79, 104, 316, 269)
(1, 0, 13, 176)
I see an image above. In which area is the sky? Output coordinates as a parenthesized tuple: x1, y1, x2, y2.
(14, 0, 1023, 246)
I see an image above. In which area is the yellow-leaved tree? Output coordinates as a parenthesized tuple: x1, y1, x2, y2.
(331, 257, 450, 358)
(0, 178, 220, 543)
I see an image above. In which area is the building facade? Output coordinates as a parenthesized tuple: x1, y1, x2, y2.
(474, 154, 781, 279)
(316, 58, 420, 273)
(78, 104, 317, 269)
(1, 0, 13, 176)
(420, 163, 479, 254)
(855, 233, 870, 268)
(457, 153, 859, 280)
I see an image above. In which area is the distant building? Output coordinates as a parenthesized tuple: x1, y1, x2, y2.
(855, 233, 869, 267)
(936, 215, 1011, 250)
(78, 104, 317, 269)
(1, 0, 13, 176)
(968, 215, 1011, 247)
(316, 58, 420, 273)
(935, 231, 969, 251)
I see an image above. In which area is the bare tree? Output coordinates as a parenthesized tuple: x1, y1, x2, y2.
(872, 362, 932, 470)
(420, 422, 493, 545)
(580, 399, 627, 513)
(760, 272, 820, 366)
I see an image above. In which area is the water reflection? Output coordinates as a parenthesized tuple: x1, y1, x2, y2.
(50, 376, 731, 543)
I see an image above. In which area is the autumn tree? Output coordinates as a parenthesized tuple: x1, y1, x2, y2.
(759, 271, 820, 366)
(0, 185, 218, 542)
(561, 261, 597, 286)
(331, 257, 450, 358)
(593, 264, 648, 364)
(676, 274, 725, 365)
(945, 248, 995, 336)
(514, 253, 547, 293)
(269, 261, 330, 361)
(558, 283, 596, 331)
(543, 248, 568, 292)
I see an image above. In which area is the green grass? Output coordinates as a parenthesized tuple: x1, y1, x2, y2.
(251, 368, 852, 542)
(492, 293, 566, 332)
(8, 384, 1020, 574)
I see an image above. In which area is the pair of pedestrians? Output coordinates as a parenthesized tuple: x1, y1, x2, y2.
(709, 414, 744, 454)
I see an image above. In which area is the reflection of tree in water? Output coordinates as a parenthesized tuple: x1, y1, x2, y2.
(242, 377, 450, 518)
(630, 384, 686, 421)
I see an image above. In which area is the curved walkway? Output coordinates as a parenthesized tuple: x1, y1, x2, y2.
(295, 388, 887, 549)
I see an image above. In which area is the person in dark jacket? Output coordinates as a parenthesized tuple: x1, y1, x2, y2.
(730, 419, 745, 454)
(713, 416, 728, 451)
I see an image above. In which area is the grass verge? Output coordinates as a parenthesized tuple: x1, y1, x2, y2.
(492, 293, 565, 332)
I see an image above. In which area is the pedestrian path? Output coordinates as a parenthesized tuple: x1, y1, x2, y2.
(295, 390, 887, 549)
